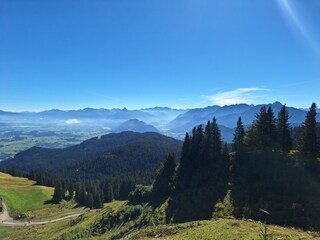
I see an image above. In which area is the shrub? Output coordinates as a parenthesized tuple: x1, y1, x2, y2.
(128, 185, 153, 204)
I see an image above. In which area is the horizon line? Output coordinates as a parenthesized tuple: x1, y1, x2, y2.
(0, 101, 314, 113)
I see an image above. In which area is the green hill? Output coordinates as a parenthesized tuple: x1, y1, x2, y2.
(0, 131, 182, 179)
(0, 172, 83, 220)
(0, 172, 54, 216)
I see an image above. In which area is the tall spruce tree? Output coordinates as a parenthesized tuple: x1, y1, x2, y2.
(233, 117, 245, 151)
(255, 106, 268, 149)
(202, 121, 212, 165)
(277, 105, 293, 152)
(180, 133, 190, 169)
(222, 142, 229, 158)
(93, 193, 103, 209)
(211, 117, 222, 159)
(103, 181, 114, 202)
(245, 106, 277, 150)
(176, 133, 191, 189)
(301, 103, 319, 157)
(52, 181, 63, 203)
(79, 184, 87, 206)
(86, 192, 94, 209)
(266, 106, 278, 148)
(153, 154, 177, 195)
(190, 125, 204, 167)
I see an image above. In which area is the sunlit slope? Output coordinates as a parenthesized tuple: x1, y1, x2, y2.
(0, 172, 54, 216)
(1, 201, 319, 240)
(130, 219, 320, 240)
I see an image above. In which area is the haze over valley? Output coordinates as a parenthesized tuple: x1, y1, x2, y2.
(1, 101, 319, 161)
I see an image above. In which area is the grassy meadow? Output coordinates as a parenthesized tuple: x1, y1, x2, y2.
(129, 219, 320, 240)
(0, 172, 54, 216)
(2, 211, 320, 240)
(0, 228, 7, 239)
(0, 172, 83, 220)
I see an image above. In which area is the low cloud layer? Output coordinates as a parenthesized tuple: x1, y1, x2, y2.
(206, 88, 270, 106)
(65, 119, 80, 124)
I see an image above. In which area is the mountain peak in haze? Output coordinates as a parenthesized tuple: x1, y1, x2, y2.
(114, 119, 159, 133)
(142, 107, 173, 111)
(272, 101, 283, 106)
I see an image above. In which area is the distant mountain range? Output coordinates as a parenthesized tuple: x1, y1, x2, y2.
(168, 102, 315, 130)
(0, 102, 318, 142)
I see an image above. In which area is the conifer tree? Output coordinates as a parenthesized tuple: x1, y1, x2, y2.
(190, 126, 204, 167)
(103, 182, 114, 202)
(75, 183, 81, 203)
(68, 184, 74, 197)
(61, 180, 67, 198)
(233, 117, 245, 151)
(256, 106, 268, 149)
(180, 133, 190, 168)
(277, 105, 293, 152)
(266, 106, 277, 148)
(79, 184, 87, 206)
(211, 117, 222, 158)
(86, 192, 94, 209)
(245, 106, 277, 150)
(93, 193, 103, 209)
(176, 133, 191, 189)
(52, 181, 63, 203)
(222, 142, 229, 158)
(153, 154, 177, 195)
(202, 121, 212, 165)
(301, 103, 319, 157)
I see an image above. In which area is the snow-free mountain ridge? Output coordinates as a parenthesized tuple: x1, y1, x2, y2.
(0, 102, 318, 142)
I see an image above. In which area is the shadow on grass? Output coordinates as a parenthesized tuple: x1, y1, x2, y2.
(44, 199, 56, 204)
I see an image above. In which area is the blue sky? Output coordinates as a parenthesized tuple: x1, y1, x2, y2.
(0, 0, 320, 111)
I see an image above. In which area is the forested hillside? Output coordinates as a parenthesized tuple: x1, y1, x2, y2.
(0, 131, 182, 209)
(0, 131, 182, 179)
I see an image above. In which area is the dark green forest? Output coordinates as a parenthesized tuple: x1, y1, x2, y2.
(130, 103, 320, 230)
(0, 131, 182, 178)
(0, 132, 181, 209)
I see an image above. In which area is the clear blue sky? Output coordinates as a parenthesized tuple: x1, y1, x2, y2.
(0, 0, 320, 111)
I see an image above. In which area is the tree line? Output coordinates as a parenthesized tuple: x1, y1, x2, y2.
(130, 103, 320, 229)
(1, 167, 155, 209)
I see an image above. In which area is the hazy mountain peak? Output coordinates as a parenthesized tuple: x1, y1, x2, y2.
(114, 119, 159, 133)
(141, 107, 173, 111)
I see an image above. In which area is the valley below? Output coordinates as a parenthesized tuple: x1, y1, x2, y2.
(1, 102, 319, 161)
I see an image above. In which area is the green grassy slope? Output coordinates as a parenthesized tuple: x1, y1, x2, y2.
(2, 200, 320, 240)
(1, 201, 127, 240)
(0, 172, 55, 216)
(129, 219, 320, 240)
(0, 228, 7, 239)
(0, 172, 82, 220)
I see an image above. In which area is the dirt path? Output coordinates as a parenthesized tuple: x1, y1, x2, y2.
(0, 201, 14, 222)
(0, 200, 86, 227)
